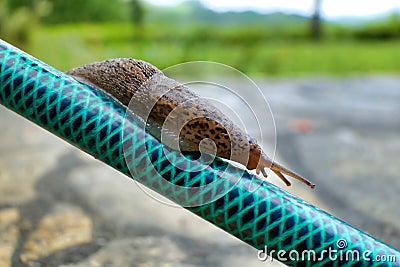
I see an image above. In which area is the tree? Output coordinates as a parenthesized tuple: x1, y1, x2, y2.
(310, 0, 322, 40)
(0, 0, 50, 47)
(131, 0, 144, 27)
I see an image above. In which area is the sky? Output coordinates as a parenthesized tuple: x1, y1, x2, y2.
(144, 0, 400, 19)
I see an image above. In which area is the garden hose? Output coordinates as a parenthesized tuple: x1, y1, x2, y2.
(0, 39, 399, 266)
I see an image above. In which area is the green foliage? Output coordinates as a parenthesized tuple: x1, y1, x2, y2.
(49, 0, 131, 23)
(4, 0, 400, 42)
(354, 13, 400, 40)
(3, 0, 399, 76)
(27, 23, 400, 77)
(8, 0, 131, 24)
(0, 0, 49, 48)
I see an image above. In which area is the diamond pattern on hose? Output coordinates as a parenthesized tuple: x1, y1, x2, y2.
(1, 40, 399, 267)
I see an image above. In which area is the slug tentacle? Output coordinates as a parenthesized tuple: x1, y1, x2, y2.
(66, 58, 315, 189)
(256, 152, 315, 188)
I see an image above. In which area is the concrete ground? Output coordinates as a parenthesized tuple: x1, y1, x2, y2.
(0, 75, 399, 266)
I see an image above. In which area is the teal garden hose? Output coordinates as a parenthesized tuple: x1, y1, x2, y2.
(0, 39, 399, 266)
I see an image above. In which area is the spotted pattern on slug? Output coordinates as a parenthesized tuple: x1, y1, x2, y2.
(67, 58, 257, 165)
(66, 58, 315, 188)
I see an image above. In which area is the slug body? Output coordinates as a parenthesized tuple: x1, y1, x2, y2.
(66, 58, 315, 188)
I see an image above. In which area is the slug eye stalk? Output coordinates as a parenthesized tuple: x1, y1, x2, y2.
(66, 58, 315, 189)
(256, 154, 316, 189)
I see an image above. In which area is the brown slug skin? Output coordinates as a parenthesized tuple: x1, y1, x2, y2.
(66, 58, 315, 188)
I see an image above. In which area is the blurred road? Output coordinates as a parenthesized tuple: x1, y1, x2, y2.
(0, 75, 399, 266)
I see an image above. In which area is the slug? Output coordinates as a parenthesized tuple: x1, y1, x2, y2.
(66, 58, 315, 188)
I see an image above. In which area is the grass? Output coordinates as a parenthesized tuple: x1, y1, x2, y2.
(27, 22, 400, 77)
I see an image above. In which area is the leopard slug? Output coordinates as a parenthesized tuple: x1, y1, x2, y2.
(66, 58, 315, 188)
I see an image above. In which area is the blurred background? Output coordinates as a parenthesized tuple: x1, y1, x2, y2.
(1, 0, 400, 76)
(0, 0, 399, 266)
